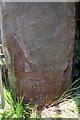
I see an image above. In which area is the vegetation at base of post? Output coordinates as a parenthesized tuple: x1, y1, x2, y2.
(0, 88, 31, 119)
(1, 78, 80, 119)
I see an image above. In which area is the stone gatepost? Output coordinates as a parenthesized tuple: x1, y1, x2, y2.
(2, 3, 76, 106)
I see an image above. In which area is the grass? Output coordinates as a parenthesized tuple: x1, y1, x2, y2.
(0, 88, 31, 119)
(31, 78, 80, 118)
(0, 56, 80, 119)
(0, 56, 31, 119)
(0, 74, 80, 119)
(42, 98, 79, 118)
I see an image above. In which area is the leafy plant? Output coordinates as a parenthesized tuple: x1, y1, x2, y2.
(0, 88, 31, 119)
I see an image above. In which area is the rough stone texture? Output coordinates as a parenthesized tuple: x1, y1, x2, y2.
(2, 3, 75, 106)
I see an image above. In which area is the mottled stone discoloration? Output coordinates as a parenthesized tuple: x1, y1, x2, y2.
(2, 3, 75, 106)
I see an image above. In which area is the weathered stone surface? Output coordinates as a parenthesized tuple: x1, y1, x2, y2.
(2, 3, 75, 106)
